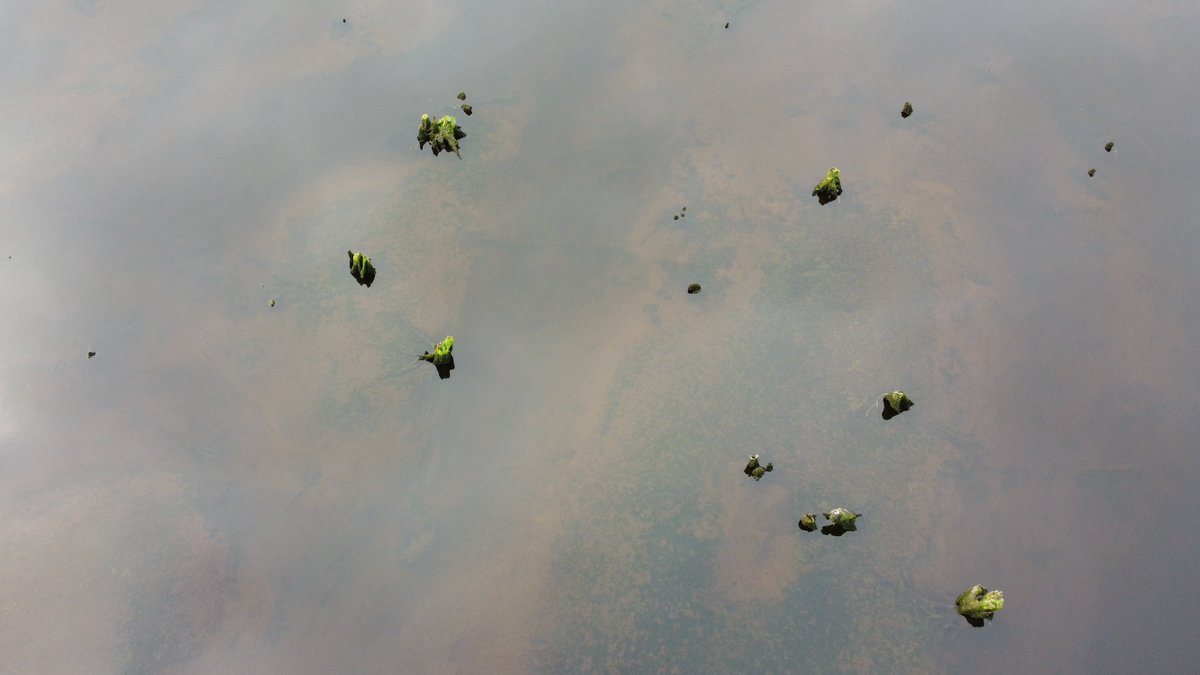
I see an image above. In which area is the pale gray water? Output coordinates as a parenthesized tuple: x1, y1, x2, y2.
(3, 1, 1199, 673)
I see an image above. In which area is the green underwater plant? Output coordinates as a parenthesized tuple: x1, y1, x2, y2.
(812, 168, 842, 205)
(956, 585, 1004, 626)
(348, 250, 376, 287)
(417, 114, 467, 158)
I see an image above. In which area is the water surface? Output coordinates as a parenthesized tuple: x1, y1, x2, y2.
(3, 1, 1199, 672)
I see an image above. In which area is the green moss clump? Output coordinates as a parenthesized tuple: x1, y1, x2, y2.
(457, 91, 467, 100)
(882, 390, 914, 419)
(417, 114, 467, 158)
(901, 102, 913, 118)
(812, 168, 842, 205)
(460, 103, 473, 116)
(348, 250, 376, 287)
(820, 508, 861, 536)
(1088, 168, 1096, 177)
(823, 508, 860, 527)
(743, 454, 774, 481)
(419, 336, 455, 365)
(687, 283, 702, 294)
(1105, 141, 1114, 152)
(956, 585, 1004, 625)
(798, 514, 818, 532)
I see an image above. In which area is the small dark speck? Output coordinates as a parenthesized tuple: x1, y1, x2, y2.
(88, 352, 96, 359)
(725, 22, 730, 29)
(343, 18, 347, 23)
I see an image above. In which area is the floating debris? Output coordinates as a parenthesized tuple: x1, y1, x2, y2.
(419, 336, 456, 380)
(798, 514, 818, 532)
(743, 454, 774, 481)
(956, 585, 1004, 627)
(457, 92, 467, 101)
(460, 103, 473, 116)
(1105, 141, 1114, 152)
(87, 352, 96, 359)
(348, 250, 376, 287)
(881, 390, 914, 420)
(811, 168, 842, 205)
(821, 508, 861, 536)
(687, 283, 701, 294)
(1088, 168, 1096, 177)
(901, 101, 913, 118)
(417, 114, 467, 158)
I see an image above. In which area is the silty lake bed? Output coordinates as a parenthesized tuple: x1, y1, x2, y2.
(2, 0, 1199, 672)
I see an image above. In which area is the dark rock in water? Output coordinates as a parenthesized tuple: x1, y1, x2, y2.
(901, 101, 913, 118)
(457, 92, 467, 101)
(1105, 141, 1114, 152)
(87, 352, 95, 359)
(460, 103, 472, 116)
(687, 283, 701, 294)
(1088, 168, 1096, 177)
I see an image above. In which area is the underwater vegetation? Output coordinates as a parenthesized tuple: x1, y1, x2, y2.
(901, 101, 913, 118)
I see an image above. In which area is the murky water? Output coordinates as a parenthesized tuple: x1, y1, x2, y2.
(3, 1, 1199, 672)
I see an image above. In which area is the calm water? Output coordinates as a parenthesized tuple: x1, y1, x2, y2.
(3, 1, 1199, 673)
